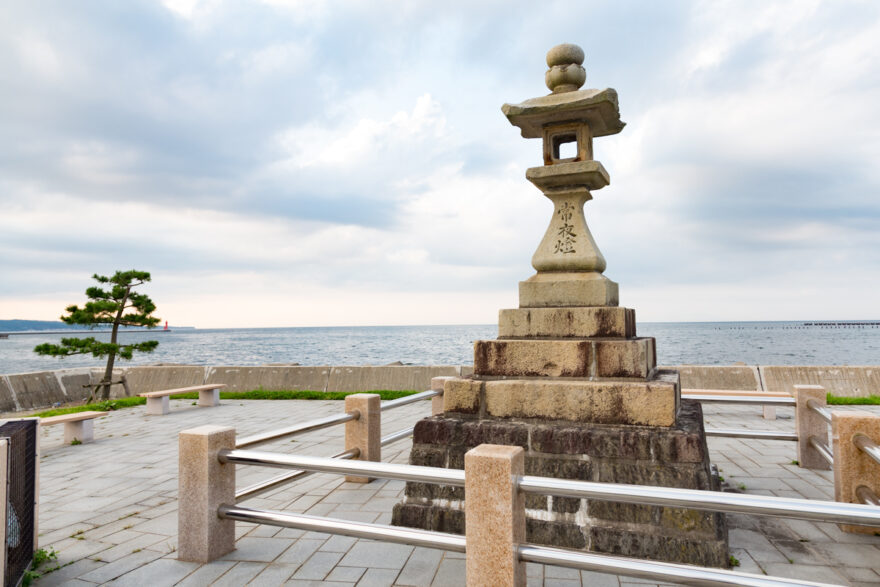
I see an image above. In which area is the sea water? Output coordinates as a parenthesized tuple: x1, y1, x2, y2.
(1, 321, 879, 375)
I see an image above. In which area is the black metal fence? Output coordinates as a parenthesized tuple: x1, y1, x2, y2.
(1, 419, 37, 587)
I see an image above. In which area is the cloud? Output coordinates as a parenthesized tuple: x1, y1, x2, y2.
(1, 0, 879, 327)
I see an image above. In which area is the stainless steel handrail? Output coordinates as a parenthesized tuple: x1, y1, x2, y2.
(809, 436, 834, 465)
(217, 505, 839, 586)
(516, 475, 880, 527)
(219, 449, 466, 486)
(807, 400, 832, 424)
(853, 433, 880, 468)
(517, 544, 840, 587)
(236, 426, 416, 502)
(856, 485, 879, 507)
(236, 411, 359, 449)
(221, 451, 880, 526)
(219, 505, 467, 552)
(684, 395, 796, 406)
(380, 389, 440, 411)
(705, 429, 799, 441)
(380, 426, 414, 446)
(235, 448, 360, 501)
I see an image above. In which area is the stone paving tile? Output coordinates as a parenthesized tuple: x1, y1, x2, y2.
(395, 546, 444, 586)
(105, 557, 199, 586)
(248, 563, 300, 585)
(221, 536, 292, 562)
(324, 565, 366, 583)
(579, 570, 621, 586)
(212, 561, 267, 586)
(356, 567, 400, 586)
(33, 557, 105, 587)
(761, 563, 849, 584)
(429, 558, 466, 587)
(292, 551, 345, 580)
(276, 538, 326, 566)
(174, 560, 237, 587)
(77, 549, 165, 583)
(319, 534, 358, 553)
(338, 541, 413, 569)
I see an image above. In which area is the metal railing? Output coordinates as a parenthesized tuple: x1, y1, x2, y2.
(685, 389, 880, 510)
(235, 390, 438, 449)
(216, 505, 838, 587)
(233, 389, 434, 501)
(807, 399, 833, 424)
(705, 429, 798, 441)
(216, 450, 869, 586)
(181, 385, 880, 586)
(853, 433, 880, 468)
(809, 436, 834, 466)
(682, 391, 798, 440)
(235, 427, 417, 501)
(221, 451, 880, 528)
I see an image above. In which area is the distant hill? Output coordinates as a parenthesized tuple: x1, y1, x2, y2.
(0, 319, 97, 332)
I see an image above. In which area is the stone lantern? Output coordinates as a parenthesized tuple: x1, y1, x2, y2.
(393, 44, 729, 568)
(502, 43, 623, 307)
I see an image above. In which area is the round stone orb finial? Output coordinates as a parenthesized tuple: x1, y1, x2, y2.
(544, 43, 586, 94)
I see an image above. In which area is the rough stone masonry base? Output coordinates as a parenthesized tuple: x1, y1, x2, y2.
(392, 399, 729, 567)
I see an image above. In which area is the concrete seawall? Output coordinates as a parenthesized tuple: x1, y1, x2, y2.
(0, 363, 876, 414)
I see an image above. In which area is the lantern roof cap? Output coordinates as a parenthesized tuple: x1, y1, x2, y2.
(502, 87, 625, 139)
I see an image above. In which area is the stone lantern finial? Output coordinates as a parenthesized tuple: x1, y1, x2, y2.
(545, 43, 586, 94)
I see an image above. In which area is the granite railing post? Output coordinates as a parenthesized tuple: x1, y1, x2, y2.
(344, 393, 380, 483)
(794, 384, 830, 470)
(0, 438, 8, 574)
(431, 376, 452, 416)
(464, 444, 526, 586)
(178, 425, 236, 563)
(831, 410, 880, 534)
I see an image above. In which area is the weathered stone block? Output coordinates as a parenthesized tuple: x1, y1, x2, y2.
(589, 527, 728, 568)
(519, 272, 618, 307)
(442, 378, 482, 415)
(391, 503, 464, 535)
(589, 501, 655, 525)
(413, 417, 461, 445)
(482, 375, 678, 426)
(461, 420, 529, 449)
(497, 307, 636, 338)
(595, 338, 655, 378)
(658, 507, 724, 536)
(395, 400, 727, 567)
(474, 339, 592, 377)
(526, 519, 587, 549)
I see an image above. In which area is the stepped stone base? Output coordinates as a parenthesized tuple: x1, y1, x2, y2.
(520, 272, 619, 307)
(474, 337, 655, 379)
(498, 306, 636, 338)
(444, 370, 679, 427)
(392, 399, 728, 568)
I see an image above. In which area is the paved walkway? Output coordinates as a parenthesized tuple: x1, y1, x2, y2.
(18, 399, 880, 586)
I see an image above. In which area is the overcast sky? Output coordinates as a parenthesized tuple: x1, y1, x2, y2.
(2, 0, 879, 328)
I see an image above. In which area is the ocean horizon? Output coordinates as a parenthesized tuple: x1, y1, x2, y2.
(2, 320, 879, 375)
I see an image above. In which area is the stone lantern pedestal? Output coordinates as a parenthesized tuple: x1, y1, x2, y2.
(392, 44, 728, 567)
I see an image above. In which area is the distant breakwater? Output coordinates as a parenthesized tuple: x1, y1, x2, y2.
(2, 363, 879, 416)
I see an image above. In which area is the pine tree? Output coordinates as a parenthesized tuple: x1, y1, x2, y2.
(34, 270, 160, 400)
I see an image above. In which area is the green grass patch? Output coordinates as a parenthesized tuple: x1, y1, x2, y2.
(35, 397, 146, 418)
(171, 389, 420, 401)
(33, 389, 421, 417)
(827, 394, 880, 405)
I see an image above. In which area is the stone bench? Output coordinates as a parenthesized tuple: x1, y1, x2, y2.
(41, 411, 109, 444)
(138, 384, 227, 415)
